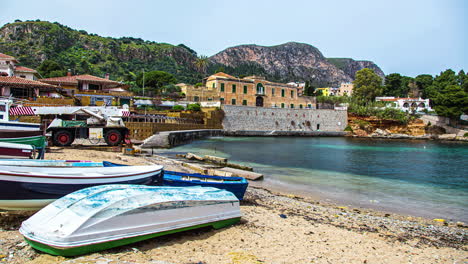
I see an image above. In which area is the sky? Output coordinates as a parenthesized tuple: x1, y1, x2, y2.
(1, 0, 467, 77)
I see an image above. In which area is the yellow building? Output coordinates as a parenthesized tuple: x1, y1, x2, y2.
(315, 87, 332, 96)
(201, 72, 315, 109)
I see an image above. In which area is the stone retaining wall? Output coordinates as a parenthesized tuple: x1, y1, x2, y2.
(222, 105, 347, 132)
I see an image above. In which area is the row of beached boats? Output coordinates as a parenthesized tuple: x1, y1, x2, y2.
(0, 98, 247, 257)
(0, 159, 248, 256)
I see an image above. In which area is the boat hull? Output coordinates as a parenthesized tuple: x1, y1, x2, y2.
(0, 122, 41, 131)
(24, 217, 240, 256)
(0, 166, 163, 210)
(20, 185, 241, 256)
(163, 171, 248, 200)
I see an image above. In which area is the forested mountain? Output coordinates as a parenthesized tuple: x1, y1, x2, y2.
(0, 20, 384, 86)
(0, 20, 201, 83)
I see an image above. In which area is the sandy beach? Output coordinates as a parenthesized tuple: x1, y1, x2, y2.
(0, 147, 466, 264)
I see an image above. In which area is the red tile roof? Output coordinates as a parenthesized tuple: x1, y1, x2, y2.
(210, 72, 237, 79)
(0, 53, 16, 60)
(15, 66, 37, 73)
(0, 53, 19, 63)
(380, 98, 420, 101)
(40, 74, 121, 85)
(0, 76, 58, 88)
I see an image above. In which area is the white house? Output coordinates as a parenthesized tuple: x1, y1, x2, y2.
(0, 53, 40, 80)
(376, 97, 433, 112)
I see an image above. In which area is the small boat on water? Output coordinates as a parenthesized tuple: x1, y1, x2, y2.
(0, 164, 163, 210)
(163, 170, 248, 200)
(20, 184, 241, 256)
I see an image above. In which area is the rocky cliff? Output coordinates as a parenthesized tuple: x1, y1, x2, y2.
(326, 58, 385, 79)
(210, 42, 384, 86)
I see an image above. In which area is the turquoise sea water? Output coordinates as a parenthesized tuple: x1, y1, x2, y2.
(154, 137, 468, 221)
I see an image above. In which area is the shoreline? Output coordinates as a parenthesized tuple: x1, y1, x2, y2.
(152, 146, 467, 223)
(0, 148, 466, 263)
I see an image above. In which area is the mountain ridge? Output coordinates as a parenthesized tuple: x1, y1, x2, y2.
(0, 20, 384, 86)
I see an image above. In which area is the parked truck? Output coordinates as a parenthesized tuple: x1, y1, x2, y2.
(10, 104, 131, 146)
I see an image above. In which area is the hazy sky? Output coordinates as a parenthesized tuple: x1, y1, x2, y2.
(1, 0, 467, 77)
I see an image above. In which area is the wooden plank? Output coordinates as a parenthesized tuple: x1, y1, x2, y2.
(218, 167, 263, 181)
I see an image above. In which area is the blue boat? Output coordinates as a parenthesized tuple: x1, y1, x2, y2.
(163, 170, 248, 200)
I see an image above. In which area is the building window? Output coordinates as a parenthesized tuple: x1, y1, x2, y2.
(281, 89, 285, 97)
(242, 100, 247, 105)
(243, 85, 247, 94)
(194, 96, 199, 102)
(256, 83, 265, 94)
(220, 98, 224, 104)
(231, 98, 236, 105)
(291, 90, 294, 98)
(20, 75, 26, 78)
(281, 103, 285, 108)
(308, 104, 312, 108)
(290, 104, 294, 108)
(272, 88, 275, 96)
(232, 84, 236, 93)
(220, 83, 225, 92)
(89, 84, 100, 90)
(208, 98, 213, 101)
(299, 104, 303, 109)
(212, 83, 215, 88)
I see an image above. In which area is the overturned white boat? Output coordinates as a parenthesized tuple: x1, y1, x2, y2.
(20, 184, 241, 256)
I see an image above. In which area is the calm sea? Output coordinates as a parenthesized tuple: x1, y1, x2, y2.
(154, 137, 468, 221)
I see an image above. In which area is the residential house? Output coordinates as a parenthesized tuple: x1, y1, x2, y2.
(376, 97, 432, 113)
(337, 83, 353, 96)
(0, 53, 58, 98)
(40, 73, 133, 106)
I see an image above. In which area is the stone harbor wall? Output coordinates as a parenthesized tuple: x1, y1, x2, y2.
(222, 105, 347, 132)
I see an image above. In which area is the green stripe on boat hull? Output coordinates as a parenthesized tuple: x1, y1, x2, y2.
(25, 217, 240, 257)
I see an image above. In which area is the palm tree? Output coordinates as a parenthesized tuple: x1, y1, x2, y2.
(194, 55, 209, 76)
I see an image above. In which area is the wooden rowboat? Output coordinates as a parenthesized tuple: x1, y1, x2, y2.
(163, 170, 248, 200)
(20, 184, 241, 256)
(0, 164, 163, 210)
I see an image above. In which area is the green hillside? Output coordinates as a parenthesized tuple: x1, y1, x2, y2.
(0, 20, 202, 83)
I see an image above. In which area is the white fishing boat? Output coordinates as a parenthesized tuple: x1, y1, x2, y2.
(0, 165, 163, 210)
(20, 184, 241, 256)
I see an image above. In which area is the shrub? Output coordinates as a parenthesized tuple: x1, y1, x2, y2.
(354, 119, 370, 130)
(172, 105, 184, 111)
(187, 103, 201, 111)
(344, 125, 353, 132)
(464, 133, 468, 137)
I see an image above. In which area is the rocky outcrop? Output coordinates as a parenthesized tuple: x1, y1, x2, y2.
(210, 42, 352, 86)
(327, 58, 385, 79)
(210, 42, 384, 86)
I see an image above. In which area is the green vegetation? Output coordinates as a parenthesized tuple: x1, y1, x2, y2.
(344, 125, 353, 132)
(0, 20, 202, 84)
(172, 105, 184, 111)
(464, 132, 468, 137)
(381, 69, 467, 121)
(135, 71, 177, 96)
(187, 103, 201, 111)
(303, 81, 315, 96)
(353, 68, 384, 102)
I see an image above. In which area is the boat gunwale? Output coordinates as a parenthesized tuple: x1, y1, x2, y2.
(0, 166, 163, 179)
